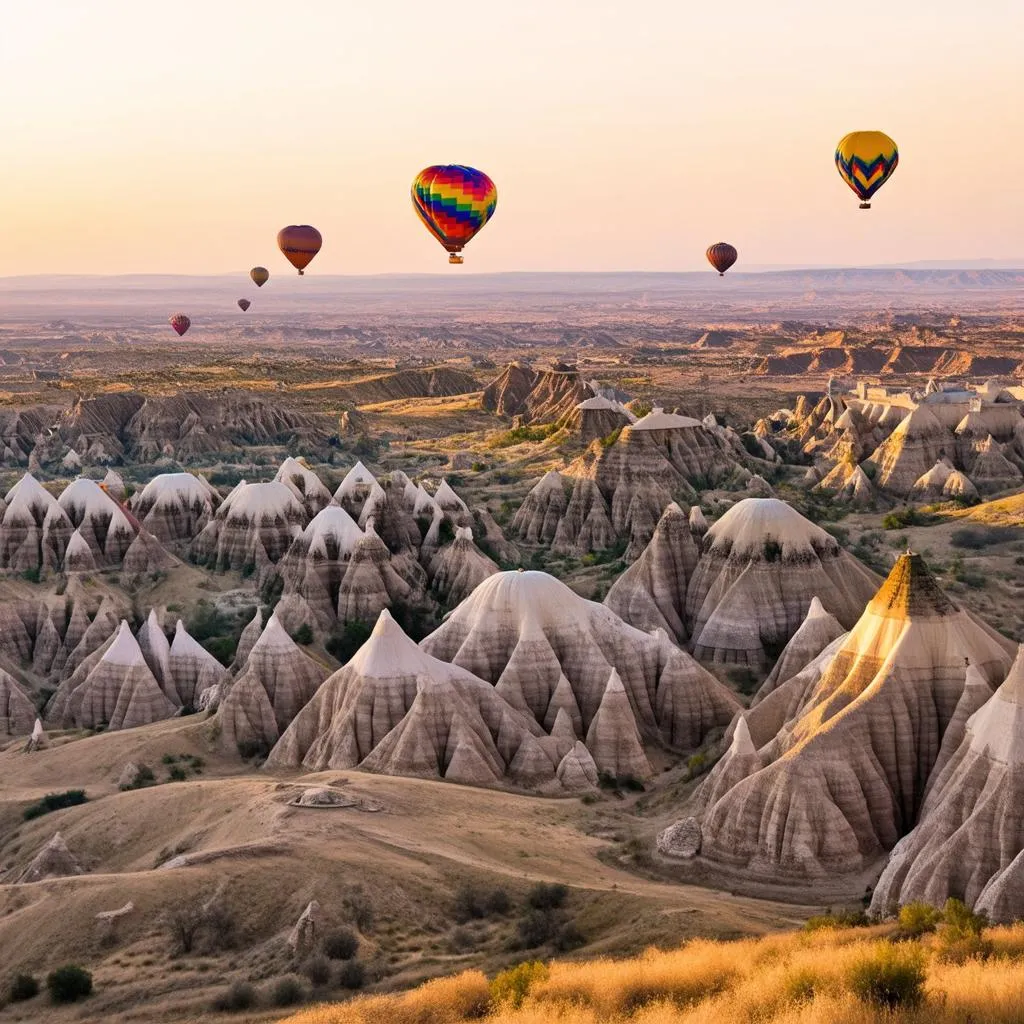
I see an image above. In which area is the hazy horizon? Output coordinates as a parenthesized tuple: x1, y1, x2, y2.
(3, 1, 1022, 278)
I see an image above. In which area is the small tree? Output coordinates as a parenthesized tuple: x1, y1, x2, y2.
(848, 944, 925, 1010)
(165, 901, 205, 954)
(9, 973, 40, 1002)
(46, 965, 93, 1004)
(323, 928, 359, 961)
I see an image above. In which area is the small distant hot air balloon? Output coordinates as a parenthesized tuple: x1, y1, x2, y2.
(250, 266, 269, 287)
(238, 299, 251, 311)
(412, 165, 497, 264)
(277, 226, 322, 275)
(706, 243, 738, 276)
(835, 131, 899, 209)
(169, 314, 191, 337)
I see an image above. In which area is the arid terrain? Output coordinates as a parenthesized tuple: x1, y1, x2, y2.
(1, 270, 1023, 1022)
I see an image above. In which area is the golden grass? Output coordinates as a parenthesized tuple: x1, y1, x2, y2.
(282, 924, 1024, 1024)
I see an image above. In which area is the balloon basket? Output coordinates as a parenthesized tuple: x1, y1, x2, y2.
(449, 254, 464, 265)
(859, 202, 871, 209)
(298, 269, 305, 275)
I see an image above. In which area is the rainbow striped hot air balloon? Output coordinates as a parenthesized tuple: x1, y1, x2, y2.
(835, 131, 899, 209)
(412, 165, 497, 264)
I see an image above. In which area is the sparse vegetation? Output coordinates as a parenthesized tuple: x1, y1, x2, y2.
(488, 423, 560, 449)
(323, 928, 359, 960)
(278, 921, 1024, 1024)
(22, 789, 88, 820)
(46, 965, 92, 1004)
(270, 975, 305, 1007)
(211, 980, 257, 1012)
(7, 973, 39, 1002)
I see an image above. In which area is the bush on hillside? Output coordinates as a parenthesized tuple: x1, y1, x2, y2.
(23, 790, 88, 820)
(323, 928, 359, 961)
(491, 961, 549, 1008)
(897, 901, 942, 938)
(211, 981, 257, 1012)
(336, 960, 367, 990)
(847, 944, 925, 1010)
(46, 965, 92, 1004)
(8, 973, 39, 1002)
(269, 976, 304, 1007)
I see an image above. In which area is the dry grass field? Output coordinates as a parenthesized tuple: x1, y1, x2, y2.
(282, 922, 1024, 1024)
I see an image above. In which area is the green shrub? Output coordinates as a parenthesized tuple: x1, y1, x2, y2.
(897, 901, 942, 937)
(269, 976, 304, 1007)
(516, 910, 557, 948)
(46, 965, 93, 1004)
(302, 955, 331, 987)
(554, 921, 586, 952)
(9, 973, 39, 1002)
(211, 980, 257, 1012)
(883, 507, 926, 530)
(686, 753, 709, 780)
(290, 623, 314, 645)
(119, 764, 156, 791)
(336, 960, 366, 990)
(491, 961, 549, 1008)
(202, 635, 236, 666)
(935, 897, 992, 961)
(804, 909, 869, 932)
(488, 423, 560, 449)
(527, 883, 568, 911)
(325, 621, 373, 664)
(847, 944, 925, 1010)
(323, 928, 359, 960)
(23, 790, 88, 820)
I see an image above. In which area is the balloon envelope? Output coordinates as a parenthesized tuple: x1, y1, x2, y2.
(250, 266, 269, 287)
(412, 165, 497, 263)
(706, 242, 738, 276)
(277, 226, 322, 275)
(238, 299, 251, 311)
(169, 314, 191, 337)
(835, 131, 898, 208)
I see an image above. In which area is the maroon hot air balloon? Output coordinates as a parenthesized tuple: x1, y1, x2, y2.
(238, 299, 251, 311)
(169, 313, 191, 337)
(706, 242, 738, 276)
(277, 225, 322, 275)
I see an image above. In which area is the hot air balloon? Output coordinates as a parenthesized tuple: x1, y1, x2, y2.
(250, 266, 269, 287)
(706, 243, 738, 276)
(238, 299, 251, 311)
(412, 165, 497, 264)
(169, 314, 191, 337)
(277, 226, 322, 275)
(835, 131, 899, 209)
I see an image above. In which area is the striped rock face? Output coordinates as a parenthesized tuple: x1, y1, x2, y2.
(694, 553, 1016, 882)
(871, 646, 1024, 922)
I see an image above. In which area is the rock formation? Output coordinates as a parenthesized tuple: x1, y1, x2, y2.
(17, 832, 84, 884)
(564, 396, 634, 442)
(695, 554, 1015, 880)
(584, 669, 653, 779)
(335, 526, 423, 625)
(686, 498, 878, 670)
(428, 526, 499, 606)
(870, 646, 1024, 922)
(57, 477, 137, 566)
(0, 473, 70, 570)
(278, 505, 366, 628)
(168, 619, 227, 708)
(604, 503, 700, 644)
(553, 409, 748, 555)
(62, 620, 177, 730)
(753, 597, 844, 705)
(510, 471, 569, 545)
(335, 462, 376, 517)
(0, 667, 36, 735)
(131, 472, 219, 547)
(864, 405, 953, 495)
(218, 613, 328, 754)
(421, 570, 739, 753)
(482, 362, 594, 424)
(267, 609, 556, 791)
(274, 457, 334, 516)
(192, 481, 305, 571)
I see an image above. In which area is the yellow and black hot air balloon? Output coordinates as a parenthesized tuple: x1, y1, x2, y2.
(706, 243, 738, 276)
(250, 266, 269, 287)
(835, 131, 899, 209)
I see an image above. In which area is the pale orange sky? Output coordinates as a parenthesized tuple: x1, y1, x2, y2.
(2, 0, 1022, 276)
